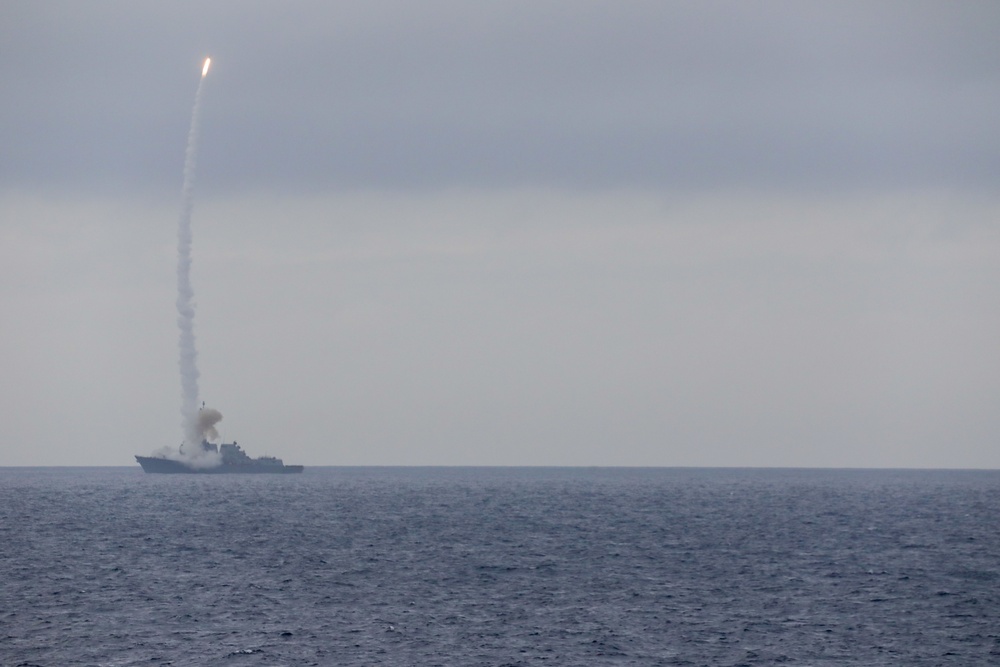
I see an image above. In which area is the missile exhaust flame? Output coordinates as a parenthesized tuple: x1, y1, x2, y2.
(202, 57, 211, 77)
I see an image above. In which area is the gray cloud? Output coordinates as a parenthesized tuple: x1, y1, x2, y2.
(3, 1, 998, 195)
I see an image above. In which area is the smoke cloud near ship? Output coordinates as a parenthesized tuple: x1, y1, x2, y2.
(151, 443, 221, 469)
(197, 407, 223, 442)
(151, 407, 223, 467)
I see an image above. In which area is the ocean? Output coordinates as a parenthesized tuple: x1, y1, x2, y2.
(1, 466, 998, 666)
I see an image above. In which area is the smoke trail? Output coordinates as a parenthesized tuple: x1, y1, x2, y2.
(177, 63, 209, 455)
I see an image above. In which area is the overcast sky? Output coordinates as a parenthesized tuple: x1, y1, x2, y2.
(2, 1, 998, 467)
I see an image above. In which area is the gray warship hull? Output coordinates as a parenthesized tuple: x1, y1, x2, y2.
(135, 455, 303, 474)
(136, 441, 303, 474)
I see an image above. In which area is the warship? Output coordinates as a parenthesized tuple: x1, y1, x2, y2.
(135, 440, 304, 474)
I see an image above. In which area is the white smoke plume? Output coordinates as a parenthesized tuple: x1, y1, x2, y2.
(177, 63, 209, 451)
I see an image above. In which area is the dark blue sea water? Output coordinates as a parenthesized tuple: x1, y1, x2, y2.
(1, 467, 998, 666)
